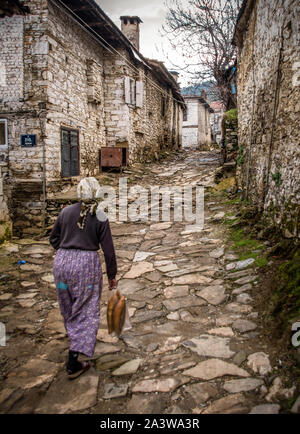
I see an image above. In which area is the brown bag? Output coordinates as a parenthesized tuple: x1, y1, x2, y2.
(107, 290, 120, 334)
(113, 296, 126, 336)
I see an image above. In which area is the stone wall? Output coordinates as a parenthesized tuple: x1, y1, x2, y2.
(235, 0, 300, 238)
(182, 97, 211, 149)
(198, 104, 211, 150)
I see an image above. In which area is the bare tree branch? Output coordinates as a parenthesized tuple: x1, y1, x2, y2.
(162, 0, 242, 106)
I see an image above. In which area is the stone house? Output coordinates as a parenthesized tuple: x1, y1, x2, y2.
(233, 0, 300, 238)
(182, 91, 213, 149)
(0, 0, 185, 237)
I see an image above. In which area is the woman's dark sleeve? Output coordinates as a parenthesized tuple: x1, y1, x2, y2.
(98, 220, 117, 280)
(50, 214, 62, 250)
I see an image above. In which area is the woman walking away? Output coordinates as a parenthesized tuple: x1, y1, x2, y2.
(50, 177, 117, 379)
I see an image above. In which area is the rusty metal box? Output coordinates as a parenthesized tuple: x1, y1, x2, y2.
(100, 147, 123, 168)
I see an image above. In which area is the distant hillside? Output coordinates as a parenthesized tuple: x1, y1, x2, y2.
(181, 81, 220, 102)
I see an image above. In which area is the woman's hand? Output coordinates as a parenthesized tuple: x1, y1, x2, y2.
(108, 278, 118, 291)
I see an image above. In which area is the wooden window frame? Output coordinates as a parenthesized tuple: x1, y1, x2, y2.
(60, 127, 80, 178)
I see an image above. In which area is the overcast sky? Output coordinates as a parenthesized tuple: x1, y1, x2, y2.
(96, 0, 191, 87)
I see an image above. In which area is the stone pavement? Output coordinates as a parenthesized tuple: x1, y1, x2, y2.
(0, 150, 298, 414)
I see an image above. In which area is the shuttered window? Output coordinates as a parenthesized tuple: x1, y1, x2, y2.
(61, 128, 79, 177)
(136, 81, 143, 108)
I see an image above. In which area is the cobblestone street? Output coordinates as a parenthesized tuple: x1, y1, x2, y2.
(0, 150, 296, 414)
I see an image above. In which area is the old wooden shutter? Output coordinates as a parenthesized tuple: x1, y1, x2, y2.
(70, 130, 79, 176)
(136, 81, 143, 107)
(124, 76, 131, 104)
(61, 129, 71, 177)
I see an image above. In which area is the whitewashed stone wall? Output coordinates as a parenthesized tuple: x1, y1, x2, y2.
(182, 98, 211, 149)
(236, 0, 300, 237)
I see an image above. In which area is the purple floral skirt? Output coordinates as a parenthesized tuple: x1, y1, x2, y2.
(53, 249, 102, 357)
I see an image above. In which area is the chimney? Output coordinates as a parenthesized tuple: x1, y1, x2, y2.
(201, 89, 207, 100)
(120, 16, 143, 51)
(169, 71, 179, 83)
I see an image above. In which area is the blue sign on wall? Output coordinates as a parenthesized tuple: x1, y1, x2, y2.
(21, 134, 37, 147)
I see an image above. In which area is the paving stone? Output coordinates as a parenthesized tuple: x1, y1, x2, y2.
(20, 281, 36, 288)
(117, 279, 144, 295)
(183, 359, 250, 380)
(144, 230, 166, 240)
(185, 382, 218, 404)
(249, 404, 280, 414)
(22, 245, 53, 255)
(18, 300, 37, 308)
(0, 293, 13, 301)
(20, 263, 43, 272)
(132, 378, 180, 393)
(167, 311, 180, 321)
(208, 327, 234, 337)
(226, 303, 253, 314)
(123, 262, 154, 279)
(232, 284, 252, 295)
(216, 314, 242, 327)
(156, 263, 178, 273)
(131, 310, 165, 324)
(163, 296, 206, 311)
(6, 358, 60, 390)
(102, 383, 128, 399)
(233, 319, 257, 333)
(133, 251, 155, 262)
(223, 378, 263, 393)
(16, 292, 37, 300)
(95, 354, 129, 371)
(150, 222, 172, 231)
(93, 343, 121, 358)
(112, 359, 142, 376)
(202, 393, 249, 414)
(197, 285, 226, 305)
(182, 335, 235, 359)
(144, 271, 162, 282)
(235, 258, 255, 270)
(247, 352, 272, 376)
(172, 273, 213, 285)
(233, 350, 247, 366)
(209, 247, 224, 258)
(127, 394, 164, 413)
(154, 336, 182, 355)
(164, 285, 189, 299)
(41, 274, 55, 283)
(234, 275, 258, 285)
(146, 343, 159, 352)
(213, 212, 225, 220)
(236, 293, 253, 304)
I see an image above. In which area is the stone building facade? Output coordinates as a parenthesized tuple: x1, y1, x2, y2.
(0, 0, 184, 237)
(233, 0, 300, 238)
(182, 94, 213, 149)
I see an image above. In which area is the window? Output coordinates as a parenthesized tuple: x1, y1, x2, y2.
(61, 128, 79, 177)
(0, 119, 8, 147)
(183, 108, 188, 122)
(124, 77, 143, 107)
